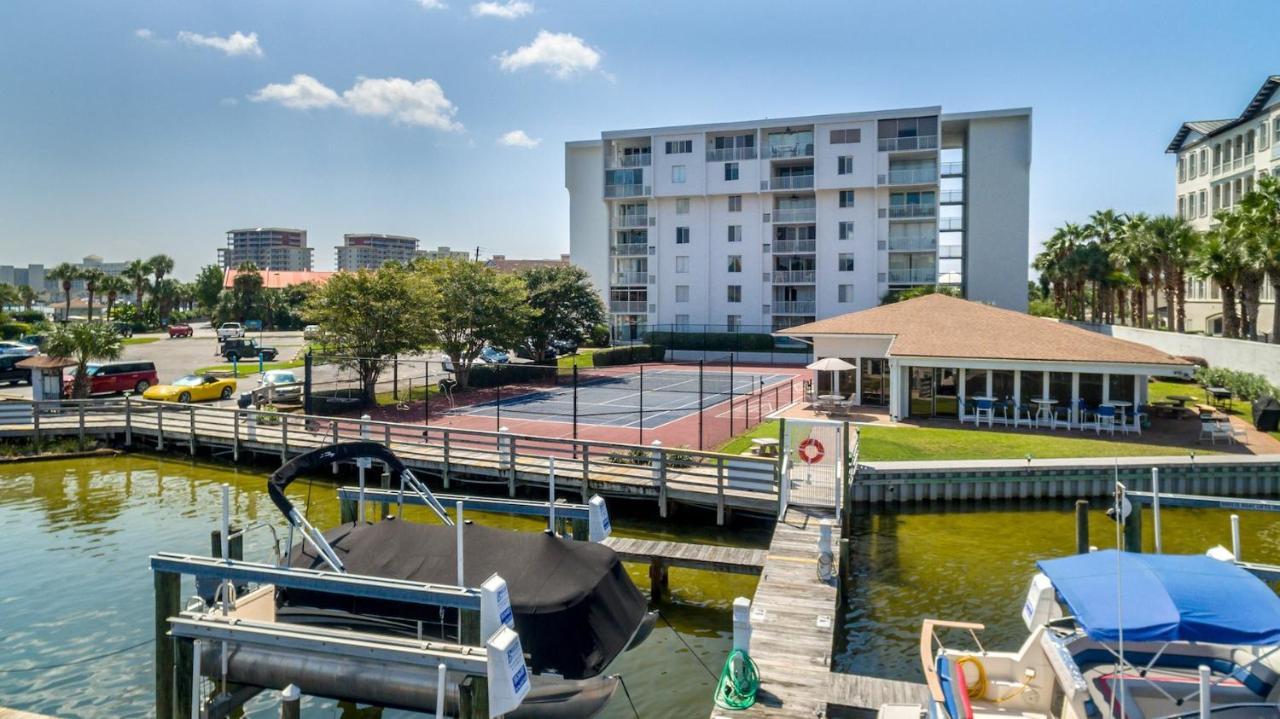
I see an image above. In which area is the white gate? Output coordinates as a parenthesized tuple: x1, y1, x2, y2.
(779, 418, 847, 513)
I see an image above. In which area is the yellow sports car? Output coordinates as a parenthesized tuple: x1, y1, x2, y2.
(143, 374, 237, 403)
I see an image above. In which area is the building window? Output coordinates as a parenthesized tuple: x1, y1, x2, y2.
(1199, 148, 1207, 175)
(839, 190, 855, 208)
(675, 198, 689, 214)
(724, 162, 739, 181)
(830, 128, 861, 144)
(1178, 158, 1185, 183)
(727, 255, 742, 272)
(838, 156, 854, 175)
(1198, 190, 1207, 217)
(728, 195, 742, 212)
(676, 226, 690, 244)
(675, 256, 689, 273)
(838, 253, 855, 271)
(727, 225, 742, 243)
(1178, 196, 1185, 218)
(675, 314, 690, 327)
(1274, 118, 1280, 145)
(838, 284, 854, 303)
(675, 285, 689, 302)
(671, 165, 686, 183)
(727, 315, 741, 332)
(1188, 152, 1196, 176)
(665, 140, 692, 154)
(727, 285, 742, 303)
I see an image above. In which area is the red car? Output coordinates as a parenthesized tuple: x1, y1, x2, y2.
(63, 361, 159, 396)
(168, 323, 194, 338)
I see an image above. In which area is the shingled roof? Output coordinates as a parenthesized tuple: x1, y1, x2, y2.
(775, 294, 1191, 368)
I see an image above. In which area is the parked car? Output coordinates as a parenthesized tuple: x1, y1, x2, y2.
(144, 374, 237, 403)
(111, 321, 134, 338)
(550, 338, 579, 356)
(220, 338, 279, 362)
(480, 346, 510, 364)
(167, 323, 194, 338)
(63, 361, 159, 396)
(303, 325, 321, 341)
(515, 344, 557, 362)
(0, 340, 39, 358)
(0, 354, 30, 386)
(19, 334, 46, 349)
(257, 369, 302, 400)
(216, 322, 245, 340)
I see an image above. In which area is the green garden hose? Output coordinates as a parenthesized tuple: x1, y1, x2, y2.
(713, 649, 759, 710)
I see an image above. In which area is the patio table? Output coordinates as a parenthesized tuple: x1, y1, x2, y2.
(1207, 386, 1233, 409)
(1031, 398, 1056, 426)
(816, 394, 845, 412)
(751, 437, 780, 457)
(1167, 394, 1195, 408)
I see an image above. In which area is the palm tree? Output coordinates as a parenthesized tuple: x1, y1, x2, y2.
(1237, 174, 1280, 343)
(123, 259, 151, 310)
(0, 283, 18, 312)
(1195, 217, 1246, 338)
(1036, 223, 1088, 318)
(148, 254, 174, 288)
(1147, 215, 1198, 331)
(1086, 209, 1127, 323)
(46, 322, 122, 399)
(47, 262, 81, 322)
(17, 285, 37, 312)
(81, 268, 105, 322)
(101, 275, 130, 321)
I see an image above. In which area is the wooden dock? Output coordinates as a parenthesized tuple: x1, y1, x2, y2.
(827, 673, 929, 716)
(602, 536, 766, 602)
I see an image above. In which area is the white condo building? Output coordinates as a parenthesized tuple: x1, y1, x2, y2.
(220, 227, 313, 271)
(565, 106, 1031, 339)
(336, 233, 420, 270)
(1167, 75, 1280, 335)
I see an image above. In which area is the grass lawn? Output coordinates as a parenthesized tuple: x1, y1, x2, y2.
(1147, 379, 1243, 415)
(121, 337, 159, 346)
(718, 418, 1216, 461)
(557, 348, 602, 370)
(194, 358, 306, 377)
(374, 383, 442, 406)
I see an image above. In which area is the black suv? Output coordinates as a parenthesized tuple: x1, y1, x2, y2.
(0, 354, 28, 385)
(220, 338, 279, 362)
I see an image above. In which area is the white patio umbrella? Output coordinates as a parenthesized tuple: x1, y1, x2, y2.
(806, 357, 856, 397)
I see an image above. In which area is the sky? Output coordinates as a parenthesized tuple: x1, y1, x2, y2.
(1, 0, 1278, 278)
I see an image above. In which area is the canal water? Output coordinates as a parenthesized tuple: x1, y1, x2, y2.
(0, 455, 768, 718)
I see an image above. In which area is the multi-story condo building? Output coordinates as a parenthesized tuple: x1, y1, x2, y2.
(417, 245, 473, 262)
(219, 227, 313, 271)
(335, 233, 421, 270)
(2, 256, 129, 298)
(565, 106, 1031, 338)
(1167, 75, 1280, 336)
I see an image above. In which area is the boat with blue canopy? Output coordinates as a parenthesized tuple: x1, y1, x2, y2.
(906, 550, 1280, 719)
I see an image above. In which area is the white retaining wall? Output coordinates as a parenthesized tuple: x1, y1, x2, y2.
(1071, 322, 1280, 385)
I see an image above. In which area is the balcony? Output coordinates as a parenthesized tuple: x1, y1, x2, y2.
(878, 135, 938, 152)
(612, 272, 649, 285)
(884, 168, 938, 185)
(939, 190, 963, 204)
(773, 301, 816, 314)
(938, 217, 963, 231)
(773, 270, 816, 283)
(610, 243, 649, 257)
(611, 214, 650, 229)
(940, 161, 964, 177)
(767, 143, 815, 159)
(609, 300, 648, 313)
(605, 154, 651, 169)
(770, 174, 815, 190)
(706, 146, 758, 162)
(939, 245, 963, 259)
(887, 236, 936, 252)
(887, 268, 936, 284)
(888, 205, 936, 219)
(605, 184, 648, 198)
(772, 239, 817, 253)
(772, 207, 817, 223)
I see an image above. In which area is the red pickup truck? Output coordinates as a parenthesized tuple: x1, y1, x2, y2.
(168, 323, 194, 338)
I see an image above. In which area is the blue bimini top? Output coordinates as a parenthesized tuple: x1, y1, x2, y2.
(1037, 550, 1280, 646)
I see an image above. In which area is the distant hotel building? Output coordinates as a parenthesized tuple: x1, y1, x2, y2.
(418, 246, 473, 262)
(565, 105, 1031, 338)
(336, 233, 420, 270)
(1167, 75, 1280, 335)
(1, 255, 130, 299)
(220, 228, 313, 271)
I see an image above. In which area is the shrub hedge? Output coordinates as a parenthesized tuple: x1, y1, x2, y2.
(466, 363, 558, 388)
(643, 330, 808, 353)
(1193, 366, 1277, 401)
(0, 322, 33, 340)
(589, 344, 666, 366)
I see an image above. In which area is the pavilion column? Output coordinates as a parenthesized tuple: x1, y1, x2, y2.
(957, 371, 967, 421)
(1135, 374, 1144, 408)
(1042, 371, 1050, 400)
(854, 357, 862, 405)
(887, 358, 901, 421)
(1102, 373, 1111, 404)
(1013, 370, 1021, 408)
(1071, 373, 1080, 426)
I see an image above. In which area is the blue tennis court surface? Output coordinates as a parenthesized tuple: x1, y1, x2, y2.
(450, 368, 796, 428)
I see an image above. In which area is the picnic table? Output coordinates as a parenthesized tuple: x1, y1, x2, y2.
(1206, 386, 1233, 409)
(1167, 394, 1195, 408)
(751, 437, 780, 457)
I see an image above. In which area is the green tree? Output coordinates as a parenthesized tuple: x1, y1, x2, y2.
(100, 275, 130, 322)
(418, 258, 534, 390)
(518, 265, 605, 361)
(193, 264, 225, 314)
(0, 283, 18, 312)
(123, 259, 151, 309)
(1237, 174, 1280, 343)
(879, 285, 960, 305)
(17, 285, 37, 312)
(47, 262, 81, 322)
(148, 254, 174, 287)
(81, 268, 105, 322)
(1195, 217, 1246, 338)
(305, 265, 431, 404)
(46, 322, 123, 398)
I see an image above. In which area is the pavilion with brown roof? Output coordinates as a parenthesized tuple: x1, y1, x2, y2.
(774, 294, 1194, 425)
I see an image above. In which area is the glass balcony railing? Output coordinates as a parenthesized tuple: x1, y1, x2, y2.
(606, 154, 651, 169)
(885, 168, 938, 185)
(611, 215, 649, 228)
(888, 205, 937, 218)
(939, 190, 963, 204)
(772, 239, 817, 253)
(610, 243, 649, 257)
(767, 143, 815, 158)
(773, 301, 816, 314)
(609, 300, 648, 313)
(605, 184, 647, 198)
(773, 270, 816, 283)
(879, 135, 938, 152)
(887, 236, 937, 252)
(706, 146, 758, 162)
(772, 207, 817, 223)
(939, 217, 963, 231)
(887, 268, 936, 284)
(612, 272, 648, 285)
(770, 174, 815, 190)
(940, 161, 964, 176)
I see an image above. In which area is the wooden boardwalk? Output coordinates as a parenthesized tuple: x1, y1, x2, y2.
(827, 673, 929, 716)
(602, 537, 766, 575)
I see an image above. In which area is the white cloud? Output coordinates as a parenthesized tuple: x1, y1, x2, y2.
(249, 74, 341, 109)
(497, 130, 540, 148)
(177, 30, 263, 57)
(342, 77, 462, 130)
(134, 28, 154, 40)
(417, 0, 448, 9)
(249, 74, 462, 131)
(497, 30, 602, 79)
(472, 0, 533, 19)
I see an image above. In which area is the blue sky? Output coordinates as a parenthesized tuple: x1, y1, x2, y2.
(1, 0, 1277, 277)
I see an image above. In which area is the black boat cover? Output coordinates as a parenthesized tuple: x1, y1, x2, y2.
(287, 518, 648, 681)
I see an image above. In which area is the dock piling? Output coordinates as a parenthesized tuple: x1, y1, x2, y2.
(1075, 500, 1089, 554)
(279, 684, 300, 719)
(1232, 514, 1241, 559)
(459, 675, 489, 719)
(154, 569, 181, 718)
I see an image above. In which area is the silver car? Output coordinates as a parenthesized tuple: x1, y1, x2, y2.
(257, 369, 301, 400)
(0, 341, 38, 358)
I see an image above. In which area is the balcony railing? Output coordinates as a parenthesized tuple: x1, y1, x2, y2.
(611, 215, 649, 229)
(606, 154, 651, 169)
(770, 174, 815, 190)
(609, 300, 648, 313)
(612, 272, 648, 285)
(885, 168, 938, 185)
(605, 184, 648, 198)
(888, 204, 937, 219)
(887, 236, 937, 252)
(772, 207, 817, 223)
(938, 217, 963, 231)
(773, 301, 817, 314)
(773, 270, 816, 283)
(706, 146, 757, 162)
(940, 161, 964, 176)
(939, 245, 963, 259)
(772, 239, 817, 253)
(939, 190, 963, 204)
(878, 135, 938, 152)
(766, 143, 814, 158)
(610, 243, 649, 257)
(887, 268, 936, 284)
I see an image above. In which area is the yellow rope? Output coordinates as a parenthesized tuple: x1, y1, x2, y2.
(955, 656, 1031, 703)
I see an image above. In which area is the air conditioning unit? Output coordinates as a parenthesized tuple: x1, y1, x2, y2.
(877, 272, 887, 283)
(762, 272, 771, 282)
(878, 208, 887, 218)
(760, 180, 769, 191)
(644, 185, 652, 195)
(648, 217, 656, 227)
(763, 212, 771, 222)
(763, 305, 771, 315)
(762, 243, 771, 253)
(877, 240, 886, 250)
(877, 174, 886, 185)
(648, 247, 656, 255)
(647, 304, 656, 314)
(648, 274, 656, 284)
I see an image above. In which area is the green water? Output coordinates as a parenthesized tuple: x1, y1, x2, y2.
(836, 500, 1280, 681)
(0, 455, 769, 718)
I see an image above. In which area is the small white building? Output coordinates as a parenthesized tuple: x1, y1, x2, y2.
(774, 294, 1193, 423)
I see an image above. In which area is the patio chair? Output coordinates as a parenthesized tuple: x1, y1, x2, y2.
(1198, 419, 1231, 445)
(1075, 398, 1093, 425)
(973, 398, 994, 428)
(1094, 404, 1117, 435)
(1121, 410, 1145, 435)
(1051, 405, 1072, 430)
(1014, 402, 1034, 428)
